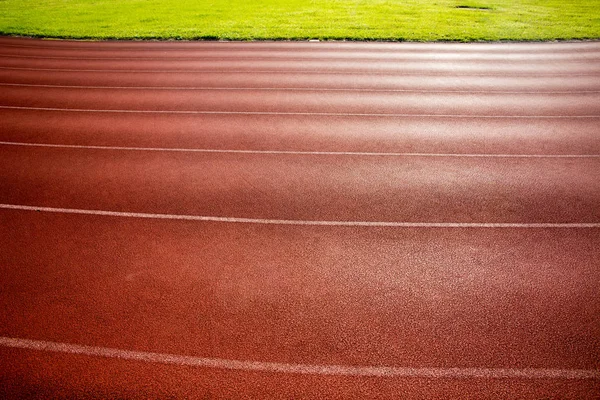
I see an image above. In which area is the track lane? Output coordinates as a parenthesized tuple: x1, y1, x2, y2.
(3, 74, 599, 93)
(1, 209, 598, 398)
(1, 145, 599, 223)
(2, 109, 599, 155)
(2, 49, 600, 62)
(1, 210, 598, 371)
(1, 57, 597, 75)
(2, 86, 598, 116)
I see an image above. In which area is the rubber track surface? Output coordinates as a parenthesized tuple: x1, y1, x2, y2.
(0, 37, 599, 399)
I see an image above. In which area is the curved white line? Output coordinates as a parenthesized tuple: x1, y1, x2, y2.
(3, 53, 600, 62)
(1, 106, 597, 118)
(1, 204, 598, 228)
(1, 82, 597, 94)
(1, 141, 599, 158)
(1, 337, 598, 379)
(0, 66, 595, 77)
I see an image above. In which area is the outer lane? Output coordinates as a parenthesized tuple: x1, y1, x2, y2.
(1, 210, 598, 368)
(1, 210, 599, 398)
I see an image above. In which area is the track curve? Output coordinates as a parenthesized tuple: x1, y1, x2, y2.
(1, 37, 599, 399)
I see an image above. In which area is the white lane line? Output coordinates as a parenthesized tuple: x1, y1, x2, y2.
(0, 66, 595, 77)
(1, 106, 598, 119)
(1, 141, 599, 159)
(3, 53, 600, 62)
(1, 204, 599, 228)
(1, 336, 598, 379)
(1, 82, 597, 94)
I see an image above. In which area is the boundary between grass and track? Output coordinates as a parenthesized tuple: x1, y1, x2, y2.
(2, 53, 599, 61)
(0, 39, 597, 48)
(1, 337, 599, 379)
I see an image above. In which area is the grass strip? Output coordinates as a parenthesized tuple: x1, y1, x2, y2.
(0, 0, 599, 41)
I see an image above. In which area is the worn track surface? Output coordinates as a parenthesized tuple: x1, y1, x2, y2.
(0, 36, 599, 399)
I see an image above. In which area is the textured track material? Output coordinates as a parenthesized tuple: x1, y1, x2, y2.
(0, 37, 599, 399)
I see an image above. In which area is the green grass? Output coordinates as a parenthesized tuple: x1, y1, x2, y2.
(0, 0, 599, 41)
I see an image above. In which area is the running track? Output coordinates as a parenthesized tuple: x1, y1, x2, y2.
(0, 36, 599, 399)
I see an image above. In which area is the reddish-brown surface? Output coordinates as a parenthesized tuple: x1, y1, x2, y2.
(0, 36, 599, 399)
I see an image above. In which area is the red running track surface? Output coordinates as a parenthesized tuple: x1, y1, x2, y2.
(0, 36, 599, 399)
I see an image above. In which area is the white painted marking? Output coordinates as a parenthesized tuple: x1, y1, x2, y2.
(1, 82, 596, 94)
(0, 66, 594, 77)
(1, 106, 597, 119)
(1, 141, 599, 158)
(2, 52, 600, 62)
(0, 336, 598, 379)
(1, 204, 598, 228)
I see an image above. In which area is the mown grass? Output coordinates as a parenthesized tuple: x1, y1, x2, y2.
(0, 0, 598, 41)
